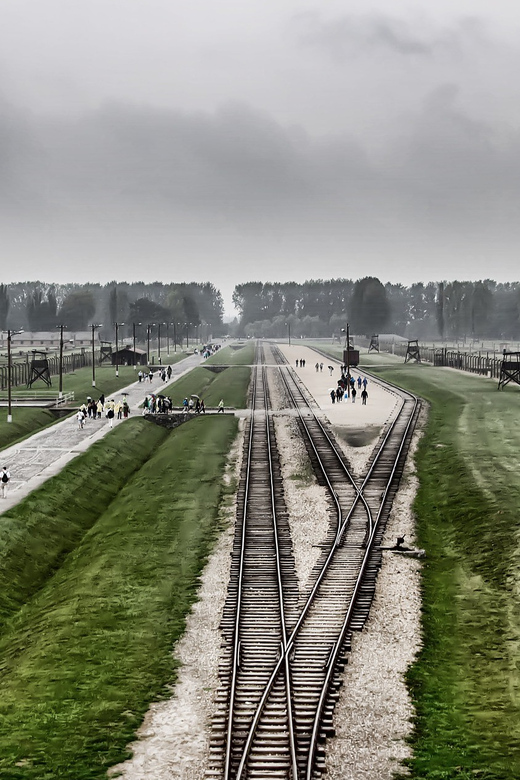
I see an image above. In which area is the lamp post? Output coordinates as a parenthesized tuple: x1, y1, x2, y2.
(174, 322, 178, 353)
(147, 323, 151, 364)
(341, 324, 351, 397)
(56, 323, 65, 399)
(286, 321, 291, 346)
(132, 322, 141, 369)
(114, 322, 124, 377)
(186, 323, 190, 349)
(158, 322, 165, 364)
(6, 329, 22, 423)
(90, 324, 102, 387)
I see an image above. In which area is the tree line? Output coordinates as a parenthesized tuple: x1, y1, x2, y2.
(232, 278, 520, 340)
(0, 281, 225, 342)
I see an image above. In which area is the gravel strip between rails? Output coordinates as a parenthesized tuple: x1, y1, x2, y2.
(110, 380, 424, 780)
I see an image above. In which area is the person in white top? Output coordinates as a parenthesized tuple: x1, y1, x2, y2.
(1, 467, 11, 498)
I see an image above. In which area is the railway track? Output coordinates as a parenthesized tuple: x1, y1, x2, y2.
(207, 342, 420, 780)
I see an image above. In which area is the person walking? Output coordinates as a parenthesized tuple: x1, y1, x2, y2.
(76, 409, 85, 429)
(106, 401, 115, 428)
(1, 467, 11, 499)
(361, 388, 368, 405)
(330, 389, 336, 404)
(351, 386, 357, 403)
(218, 399, 225, 413)
(319, 363, 323, 372)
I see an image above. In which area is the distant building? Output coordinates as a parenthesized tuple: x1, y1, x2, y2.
(0, 331, 93, 349)
(110, 347, 148, 366)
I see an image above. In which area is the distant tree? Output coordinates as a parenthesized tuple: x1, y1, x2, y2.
(385, 283, 408, 335)
(436, 283, 445, 340)
(128, 297, 171, 324)
(0, 284, 9, 329)
(59, 290, 96, 330)
(108, 284, 118, 325)
(232, 282, 264, 333)
(27, 286, 57, 330)
(471, 281, 493, 339)
(350, 277, 389, 336)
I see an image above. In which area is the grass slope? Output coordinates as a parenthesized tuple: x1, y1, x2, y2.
(366, 361, 520, 780)
(206, 342, 255, 365)
(0, 415, 238, 779)
(0, 408, 59, 452)
(0, 420, 169, 632)
(164, 365, 251, 408)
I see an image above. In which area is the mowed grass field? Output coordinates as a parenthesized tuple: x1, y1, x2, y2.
(360, 355, 520, 780)
(0, 351, 250, 779)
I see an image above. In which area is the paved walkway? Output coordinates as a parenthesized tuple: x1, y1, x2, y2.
(0, 354, 202, 513)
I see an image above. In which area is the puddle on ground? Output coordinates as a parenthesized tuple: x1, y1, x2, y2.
(332, 424, 380, 448)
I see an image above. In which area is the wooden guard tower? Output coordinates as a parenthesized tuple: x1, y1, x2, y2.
(368, 334, 380, 353)
(404, 340, 421, 363)
(498, 351, 520, 390)
(27, 351, 52, 387)
(99, 341, 113, 364)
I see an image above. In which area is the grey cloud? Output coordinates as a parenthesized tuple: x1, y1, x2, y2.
(1, 92, 520, 287)
(290, 12, 483, 60)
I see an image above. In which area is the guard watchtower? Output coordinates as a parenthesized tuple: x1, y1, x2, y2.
(99, 341, 113, 364)
(498, 351, 520, 390)
(27, 351, 52, 387)
(404, 340, 421, 363)
(368, 335, 380, 353)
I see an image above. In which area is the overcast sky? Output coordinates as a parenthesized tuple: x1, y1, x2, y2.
(2, 0, 520, 313)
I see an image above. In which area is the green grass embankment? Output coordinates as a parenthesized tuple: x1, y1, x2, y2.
(0, 415, 238, 779)
(366, 361, 520, 780)
(206, 342, 255, 365)
(163, 364, 251, 408)
(0, 420, 169, 630)
(0, 408, 59, 452)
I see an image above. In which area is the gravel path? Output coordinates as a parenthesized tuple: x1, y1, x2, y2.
(109, 349, 423, 779)
(0, 353, 202, 513)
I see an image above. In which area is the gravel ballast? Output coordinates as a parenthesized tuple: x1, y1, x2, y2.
(110, 348, 423, 779)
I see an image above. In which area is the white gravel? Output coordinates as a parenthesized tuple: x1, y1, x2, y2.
(109, 354, 424, 780)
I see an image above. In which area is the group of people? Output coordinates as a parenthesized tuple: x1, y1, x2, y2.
(143, 395, 173, 414)
(330, 373, 369, 405)
(137, 365, 173, 384)
(76, 395, 130, 429)
(182, 397, 206, 414)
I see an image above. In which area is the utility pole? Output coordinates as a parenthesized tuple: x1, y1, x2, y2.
(57, 323, 65, 399)
(90, 324, 101, 387)
(132, 322, 141, 369)
(7, 330, 13, 423)
(114, 322, 124, 377)
(342, 324, 351, 398)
